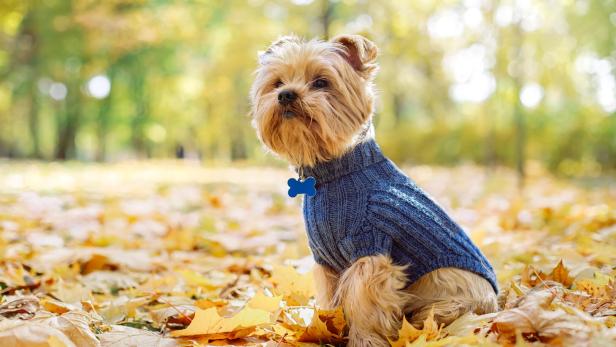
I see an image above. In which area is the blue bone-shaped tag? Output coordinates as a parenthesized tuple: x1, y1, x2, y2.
(287, 177, 317, 197)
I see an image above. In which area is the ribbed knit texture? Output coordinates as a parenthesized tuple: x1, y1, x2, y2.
(301, 139, 498, 293)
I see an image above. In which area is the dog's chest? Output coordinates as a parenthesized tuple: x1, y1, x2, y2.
(302, 177, 371, 243)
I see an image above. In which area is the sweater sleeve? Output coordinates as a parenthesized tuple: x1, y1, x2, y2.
(338, 228, 393, 263)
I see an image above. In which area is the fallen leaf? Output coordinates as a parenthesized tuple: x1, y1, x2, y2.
(98, 325, 179, 347)
(170, 306, 271, 338)
(0, 319, 78, 347)
(521, 260, 574, 288)
(491, 287, 591, 345)
(389, 307, 441, 347)
(297, 307, 346, 343)
(548, 260, 575, 288)
(269, 266, 315, 306)
(179, 269, 217, 289)
(0, 296, 40, 320)
(247, 291, 282, 312)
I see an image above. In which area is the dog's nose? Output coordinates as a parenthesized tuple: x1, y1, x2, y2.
(278, 90, 297, 105)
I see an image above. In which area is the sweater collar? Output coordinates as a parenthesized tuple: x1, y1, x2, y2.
(297, 139, 386, 183)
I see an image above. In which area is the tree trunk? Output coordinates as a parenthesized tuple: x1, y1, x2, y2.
(55, 79, 80, 160)
(513, 24, 526, 188)
(321, 0, 333, 39)
(131, 67, 149, 158)
(96, 67, 115, 162)
(27, 43, 41, 158)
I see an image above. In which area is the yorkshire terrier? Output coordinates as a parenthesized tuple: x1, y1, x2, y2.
(250, 35, 498, 347)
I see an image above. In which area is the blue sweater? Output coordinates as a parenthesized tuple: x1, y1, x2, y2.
(301, 139, 498, 293)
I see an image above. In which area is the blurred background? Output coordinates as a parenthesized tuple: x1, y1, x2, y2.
(0, 0, 615, 177)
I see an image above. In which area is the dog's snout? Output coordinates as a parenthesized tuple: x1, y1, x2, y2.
(278, 90, 297, 105)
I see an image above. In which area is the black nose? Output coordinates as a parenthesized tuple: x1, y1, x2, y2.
(278, 90, 297, 105)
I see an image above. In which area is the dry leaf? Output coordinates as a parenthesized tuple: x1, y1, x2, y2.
(521, 260, 574, 288)
(297, 307, 346, 343)
(0, 319, 79, 347)
(98, 325, 179, 347)
(36, 312, 100, 347)
(246, 291, 282, 312)
(548, 260, 575, 288)
(389, 307, 441, 347)
(40, 298, 73, 315)
(491, 288, 591, 344)
(0, 296, 40, 320)
(170, 306, 271, 338)
(269, 266, 315, 306)
(179, 269, 218, 289)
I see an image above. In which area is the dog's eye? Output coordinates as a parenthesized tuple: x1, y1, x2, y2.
(311, 78, 328, 89)
(274, 80, 283, 88)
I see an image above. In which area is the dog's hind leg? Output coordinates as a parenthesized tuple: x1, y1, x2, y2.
(334, 255, 411, 347)
(313, 264, 338, 309)
(404, 268, 498, 327)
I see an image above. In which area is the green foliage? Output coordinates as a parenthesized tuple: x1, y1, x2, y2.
(0, 0, 615, 175)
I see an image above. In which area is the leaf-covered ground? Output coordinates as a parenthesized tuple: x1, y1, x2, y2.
(0, 161, 614, 346)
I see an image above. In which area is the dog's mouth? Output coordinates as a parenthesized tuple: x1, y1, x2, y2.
(283, 110, 296, 119)
(279, 105, 305, 120)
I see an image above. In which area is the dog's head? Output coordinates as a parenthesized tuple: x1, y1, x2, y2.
(250, 34, 378, 167)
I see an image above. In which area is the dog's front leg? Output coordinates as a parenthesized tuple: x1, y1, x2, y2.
(313, 264, 338, 309)
(334, 255, 410, 347)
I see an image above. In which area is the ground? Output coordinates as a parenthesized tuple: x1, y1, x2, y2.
(0, 161, 614, 346)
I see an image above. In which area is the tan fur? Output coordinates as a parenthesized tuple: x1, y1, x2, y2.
(333, 255, 410, 347)
(404, 267, 498, 328)
(251, 35, 497, 347)
(313, 264, 338, 309)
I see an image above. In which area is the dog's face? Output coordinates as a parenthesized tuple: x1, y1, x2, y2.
(250, 35, 378, 167)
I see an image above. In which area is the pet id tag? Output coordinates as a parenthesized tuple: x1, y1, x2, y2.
(287, 177, 317, 198)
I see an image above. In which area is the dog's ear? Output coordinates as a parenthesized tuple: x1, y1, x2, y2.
(258, 35, 300, 65)
(330, 34, 378, 78)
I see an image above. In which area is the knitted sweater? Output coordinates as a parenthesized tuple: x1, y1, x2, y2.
(301, 139, 498, 293)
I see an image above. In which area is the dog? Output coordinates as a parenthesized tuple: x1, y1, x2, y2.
(250, 34, 498, 347)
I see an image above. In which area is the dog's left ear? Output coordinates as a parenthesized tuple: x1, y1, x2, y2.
(331, 34, 378, 78)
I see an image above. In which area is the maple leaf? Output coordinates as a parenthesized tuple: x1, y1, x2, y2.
(268, 266, 315, 306)
(170, 306, 271, 338)
(547, 260, 574, 288)
(247, 291, 282, 312)
(389, 307, 442, 347)
(521, 260, 574, 288)
(297, 307, 346, 344)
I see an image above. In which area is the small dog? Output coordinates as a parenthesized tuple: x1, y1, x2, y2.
(250, 35, 498, 347)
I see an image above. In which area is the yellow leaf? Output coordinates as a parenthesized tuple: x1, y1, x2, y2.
(389, 307, 441, 347)
(80, 254, 111, 275)
(48, 335, 70, 347)
(171, 306, 271, 337)
(297, 308, 345, 343)
(247, 291, 282, 312)
(316, 307, 346, 335)
(179, 269, 217, 289)
(195, 298, 226, 310)
(41, 298, 72, 315)
(269, 266, 315, 306)
(548, 260, 574, 288)
(521, 260, 574, 288)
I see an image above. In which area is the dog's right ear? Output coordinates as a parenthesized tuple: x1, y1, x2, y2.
(330, 34, 378, 78)
(258, 35, 299, 65)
